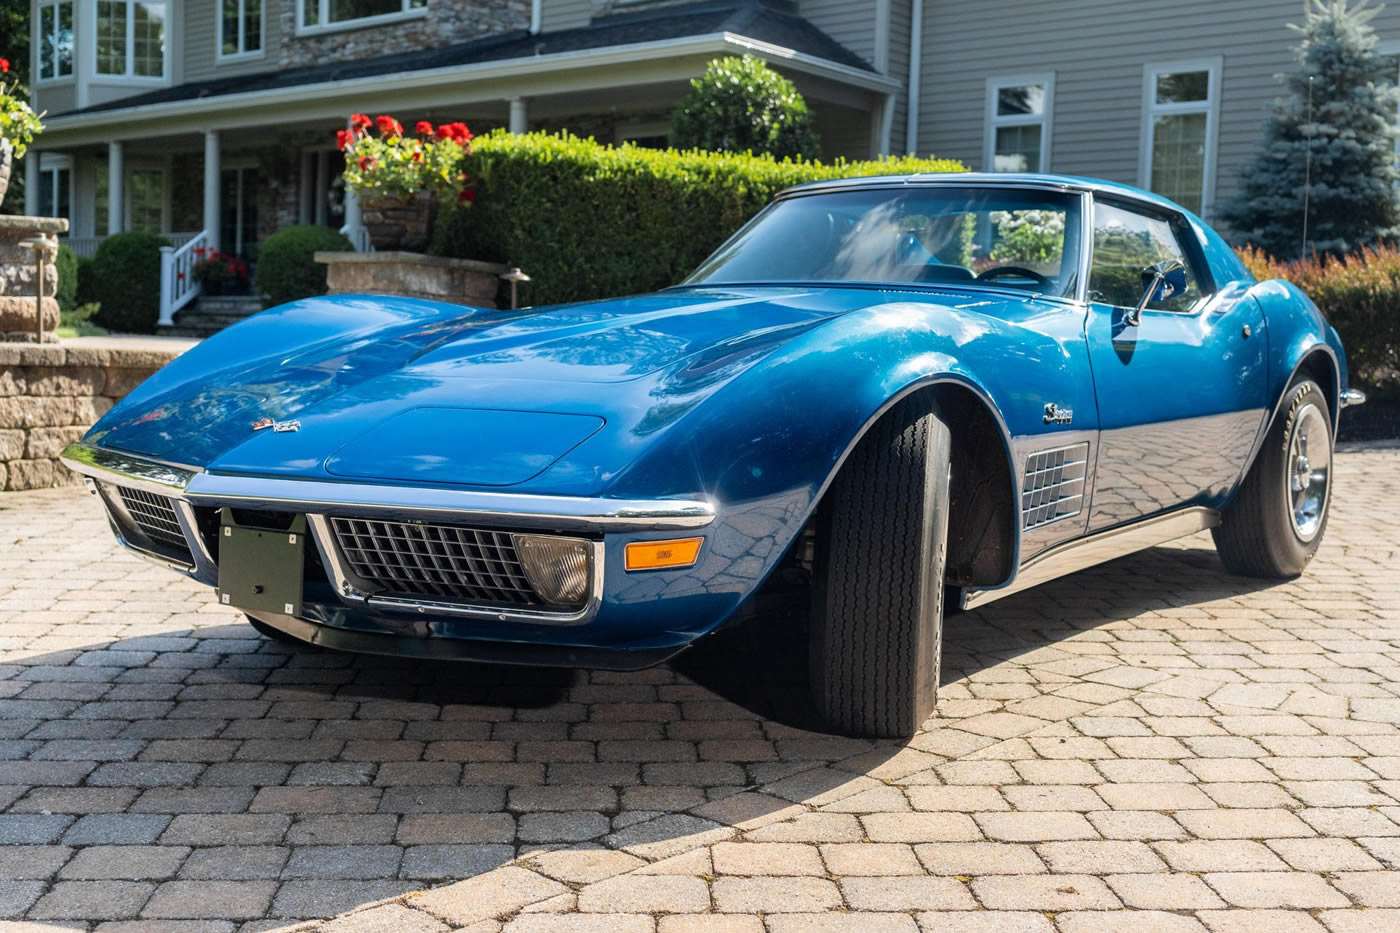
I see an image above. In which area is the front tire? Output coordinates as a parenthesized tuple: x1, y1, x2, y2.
(810, 396, 951, 738)
(1213, 378, 1332, 578)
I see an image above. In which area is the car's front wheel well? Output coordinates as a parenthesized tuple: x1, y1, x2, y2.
(795, 384, 1015, 590)
(1295, 349, 1339, 429)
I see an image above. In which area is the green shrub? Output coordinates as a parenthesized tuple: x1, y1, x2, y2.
(256, 225, 354, 307)
(1239, 244, 1400, 398)
(75, 255, 99, 307)
(54, 243, 78, 312)
(91, 232, 168, 334)
(672, 55, 820, 160)
(432, 130, 965, 306)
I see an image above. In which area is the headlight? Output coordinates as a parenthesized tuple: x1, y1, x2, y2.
(512, 534, 593, 608)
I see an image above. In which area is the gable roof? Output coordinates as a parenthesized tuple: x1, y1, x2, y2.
(58, 0, 873, 118)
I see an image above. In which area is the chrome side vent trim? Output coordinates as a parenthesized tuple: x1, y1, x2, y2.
(1021, 442, 1089, 529)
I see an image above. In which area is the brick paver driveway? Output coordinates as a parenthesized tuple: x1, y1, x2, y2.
(0, 444, 1396, 933)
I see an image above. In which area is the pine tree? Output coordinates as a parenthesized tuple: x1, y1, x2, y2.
(1220, 0, 1400, 257)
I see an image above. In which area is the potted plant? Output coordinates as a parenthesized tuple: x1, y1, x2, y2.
(0, 58, 45, 205)
(192, 247, 250, 296)
(338, 114, 475, 252)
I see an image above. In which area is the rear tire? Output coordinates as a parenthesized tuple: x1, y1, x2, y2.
(810, 396, 951, 738)
(1213, 378, 1332, 578)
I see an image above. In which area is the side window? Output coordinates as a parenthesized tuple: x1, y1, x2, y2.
(1089, 201, 1202, 312)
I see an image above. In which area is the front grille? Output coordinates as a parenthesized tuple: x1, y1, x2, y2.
(1022, 442, 1090, 529)
(108, 485, 194, 564)
(328, 517, 538, 607)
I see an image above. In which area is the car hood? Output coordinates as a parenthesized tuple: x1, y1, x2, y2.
(87, 287, 891, 482)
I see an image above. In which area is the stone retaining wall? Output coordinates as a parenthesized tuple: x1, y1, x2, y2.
(0, 215, 67, 342)
(0, 343, 183, 491)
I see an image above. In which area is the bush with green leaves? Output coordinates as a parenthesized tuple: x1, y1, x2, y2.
(671, 55, 820, 160)
(75, 255, 98, 307)
(54, 242, 77, 312)
(90, 232, 168, 333)
(255, 225, 354, 307)
(432, 130, 964, 306)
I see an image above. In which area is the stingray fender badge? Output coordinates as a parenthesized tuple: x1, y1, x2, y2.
(1043, 403, 1073, 425)
(252, 417, 301, 433)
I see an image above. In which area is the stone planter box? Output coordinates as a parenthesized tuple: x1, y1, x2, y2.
(0, 215, 69, 342)
(316, 251, 508, 308)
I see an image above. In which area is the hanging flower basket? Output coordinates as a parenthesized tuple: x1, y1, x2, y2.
(339, 115, 475, 252)
(0, 140, 11, 206)
(1, 57, 45, 206)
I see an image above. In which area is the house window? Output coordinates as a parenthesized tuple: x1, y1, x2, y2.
(300, 0, 427, 30)
(985, 75, 1054, 172)
(38, 161, 71, 221)
(97, 0, 167, 78)
(221, 0, 263, 57)
(128, 168, 165, 233)
(37, 0, 74, 80)
(1141, 59, 1221, 216)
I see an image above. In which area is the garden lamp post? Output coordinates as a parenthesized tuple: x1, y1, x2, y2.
(501, 267, 531, 310)
(18, 235, 52, 343)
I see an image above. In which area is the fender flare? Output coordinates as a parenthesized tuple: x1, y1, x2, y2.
(1231, 342, 1340, 498)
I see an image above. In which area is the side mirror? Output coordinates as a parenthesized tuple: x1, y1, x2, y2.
(1127, 259, 1187, 325)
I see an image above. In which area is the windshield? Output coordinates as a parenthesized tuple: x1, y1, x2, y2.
(686, 186, 1083, 299)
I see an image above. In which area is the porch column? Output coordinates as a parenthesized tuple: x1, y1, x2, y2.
(107, 142, 124, 235)
(23, 151, 40, 216)
(314, 151, 328, 226)
(204, 130, 221, 251)
(509, 97, 529, 134)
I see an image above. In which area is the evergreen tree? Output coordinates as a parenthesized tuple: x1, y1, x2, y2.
(671, 56, 821, 161)
(1220, 0, 1400, 257)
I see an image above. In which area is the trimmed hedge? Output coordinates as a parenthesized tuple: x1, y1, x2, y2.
(54, 243, 78, 313)
(1240, 245, 1400, 398)
(256, 225, 354, 307)
(432, 130, 965, 306)
(91, 232, 169, 334)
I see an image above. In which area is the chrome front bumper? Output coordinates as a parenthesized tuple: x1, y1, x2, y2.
(1341, 388, 1367, 408)
(60, 440, 716, 627)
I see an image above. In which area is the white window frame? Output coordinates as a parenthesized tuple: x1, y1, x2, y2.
(984, 73, 1055, 173)
(218, 0, 265, 61)
(1139, 57, 1222, 218)
(35, 0, 75, 83)
(37, 153, 73, 220)
(295, 0, 428, 36)
(93, 0, 170, 82)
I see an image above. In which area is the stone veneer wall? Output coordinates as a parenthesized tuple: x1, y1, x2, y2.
(276, 0, 530, 69)
(0, 216, 67, 341)
(0, 343, 182, 491)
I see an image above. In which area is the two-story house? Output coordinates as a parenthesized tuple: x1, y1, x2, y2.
(23, 0, 1400, 322)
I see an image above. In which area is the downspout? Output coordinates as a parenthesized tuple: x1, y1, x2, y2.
(530, 0, 542, 34)
(905, 0, 924, 154)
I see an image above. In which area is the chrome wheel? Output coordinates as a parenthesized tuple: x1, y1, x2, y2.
(1285, 402, 1330, 542)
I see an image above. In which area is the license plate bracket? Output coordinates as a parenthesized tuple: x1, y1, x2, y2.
(216, 509, 306, 617)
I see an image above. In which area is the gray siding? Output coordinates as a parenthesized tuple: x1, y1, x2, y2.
(541, 0, 593, 31)
(799, 0, 876, 67)
(183, 0, 282, 83)
(916, 0, 1400, 217)
(887, 0, 911, 153)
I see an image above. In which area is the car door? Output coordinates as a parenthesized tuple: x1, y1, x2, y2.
(1083, 197, 1268, 531)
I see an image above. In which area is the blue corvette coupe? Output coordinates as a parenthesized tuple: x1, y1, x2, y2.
(63, 173, 1364, 737)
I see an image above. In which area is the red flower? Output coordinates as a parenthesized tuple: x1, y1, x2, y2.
(336, 129, 354, 150)
(350, 113, 371, 129)
(458, 188, 476, 204)
(177, 271, 185, 280)
(411, 149, 422, 162)
(435, 124, 453, 141)
(375, 115, 403, 136)
(357, 155, 375, 171)
(0, 59, 9, 73)
(416, 120, 433, 136)
(446, 122, 473, 144)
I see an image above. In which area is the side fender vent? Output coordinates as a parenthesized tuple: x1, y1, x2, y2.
(1022, 442, 1089, 529)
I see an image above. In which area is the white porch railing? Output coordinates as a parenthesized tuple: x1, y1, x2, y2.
(158, 230, 210, 327)
(340, 223, 372, 253)
(61, 231, 204, 259)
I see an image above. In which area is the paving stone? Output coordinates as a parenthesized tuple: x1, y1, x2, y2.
(971, 873, 1121, 910)
(29, 881, 154, 920)
(1202, 871, 1351, 908)
(576, 874, 710, 912)
(60, 814, 171, 845)
(141, 881, 277, 919)
(400, 844, 515, 879)
(179, 847, 291, 880)
(281, 845, 404, 880)
(840, 875, 977, 910)
(711, 876, 841, 912)
(59, 845, 190, 880)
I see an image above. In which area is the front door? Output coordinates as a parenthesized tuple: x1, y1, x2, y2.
(1083, 198, 1268, 531)
(221, 166, 259, 258)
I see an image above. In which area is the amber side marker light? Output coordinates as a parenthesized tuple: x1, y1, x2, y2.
(625, 537, 704, 572)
